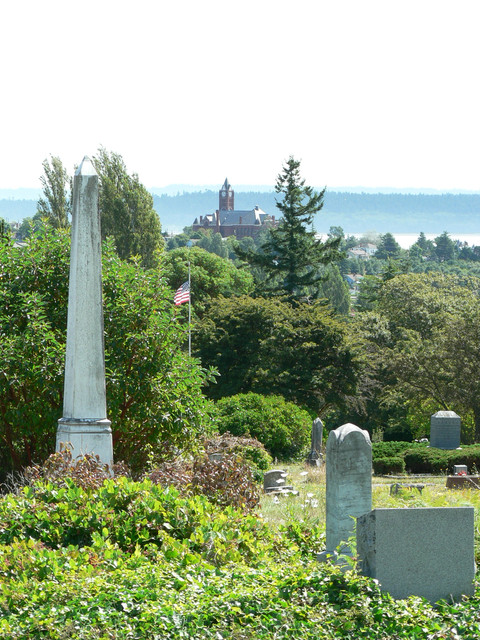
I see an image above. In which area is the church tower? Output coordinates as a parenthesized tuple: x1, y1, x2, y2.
(219, 178, 234, 210)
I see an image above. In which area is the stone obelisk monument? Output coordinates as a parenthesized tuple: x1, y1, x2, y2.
(56, 157, 113, 466)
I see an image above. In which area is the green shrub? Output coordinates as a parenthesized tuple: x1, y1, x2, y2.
(213, 393, 312, 460)
(372, 441, 426, 459)
(2, 476, 480, 638)
(0, 226, 215, 477)
(0, 476, 268, 563)
(404, 445, 480, 474)
(372, 456, 405, 475)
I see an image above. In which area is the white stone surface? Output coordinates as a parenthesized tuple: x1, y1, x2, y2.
(56, 157, 113, 466)
(324, 423, 372, 556)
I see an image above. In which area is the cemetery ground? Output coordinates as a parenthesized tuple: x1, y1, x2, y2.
(1, 461, 480, 639)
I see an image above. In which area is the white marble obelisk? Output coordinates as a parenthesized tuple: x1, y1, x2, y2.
(56, 157, 113, 466)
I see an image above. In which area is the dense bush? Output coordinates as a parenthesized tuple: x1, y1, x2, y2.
(0, 477, 269, 564)
(372, 442, 480, 474)
(191, 455, 260, 511)
(404, 445, 480, 474)
(372, 456, 406, 475)
(204, 432, 272, 473)
(213, 393, 312, 460)
(372, 441, 426, 459)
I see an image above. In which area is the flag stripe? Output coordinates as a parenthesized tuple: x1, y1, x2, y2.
(174, 281, 190, 306)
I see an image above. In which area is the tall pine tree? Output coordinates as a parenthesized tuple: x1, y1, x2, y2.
(238, 156, 341, 301)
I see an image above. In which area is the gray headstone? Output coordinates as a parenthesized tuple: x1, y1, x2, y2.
(208, 453, 224, 463)
(306, 418, 323, 466)
(430, 411, 461, 449)
(320, 423, 372, 559)
(56, 157, 113, 467)
(357, 507, 475, 602)
(263, 469, 287, 492)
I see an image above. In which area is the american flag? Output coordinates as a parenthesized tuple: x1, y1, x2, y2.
(174, 281, 190, 306)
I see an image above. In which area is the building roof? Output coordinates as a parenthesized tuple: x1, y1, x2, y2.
(219, 207, 268, 226)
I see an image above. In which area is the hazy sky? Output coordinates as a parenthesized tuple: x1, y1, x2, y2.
(2, 0, 479, 191)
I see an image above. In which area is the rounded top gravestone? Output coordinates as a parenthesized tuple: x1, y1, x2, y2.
(324, 423, 372, 557)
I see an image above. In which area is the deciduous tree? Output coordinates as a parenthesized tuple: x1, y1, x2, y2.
(162, 246, 254, 316)
(36, 155, 71, 228)
(93, 148, 163, 268)
(194, 295, 358, 414)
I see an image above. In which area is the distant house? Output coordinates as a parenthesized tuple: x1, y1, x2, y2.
(344, 273, 363, 288)
(347, 243, 377, 260)
(356, 242, 377, 256)
(192, 178, 277, 238)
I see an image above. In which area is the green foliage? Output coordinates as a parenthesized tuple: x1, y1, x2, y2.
(434, 231, 457, 262)
(195, 296, 358, 414)
(36, 155, 71, 229)
(237, 156, 341, 300)
(197, 230, 229, 258)
(374, 232, 402, 260)
(1, 476, 480, 638)
(162, 245, 254, 315)
(372, 456, 406, 475)
(372, 441, 425, 459)
(93, 147, 163, 268)
(372, 441, 480, 474)
(0, 226, 214, 474)
(213, 393, 312, 460)
(318, 264, 351, 315)
(351, 273, 480, 441)
(0, 226, 70, 472)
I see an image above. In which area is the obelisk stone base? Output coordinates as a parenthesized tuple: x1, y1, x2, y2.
(57, 418, 113, 467)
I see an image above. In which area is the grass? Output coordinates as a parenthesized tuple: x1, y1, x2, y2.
(260, 462, 480, 535)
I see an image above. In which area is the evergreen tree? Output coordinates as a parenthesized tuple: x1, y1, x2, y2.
(237, 156, 341, 300)
(0, 218, 9, 241)
(374, 233, 402, 260)
(36, 155, 71, 228)
(434, 231, 456, 262)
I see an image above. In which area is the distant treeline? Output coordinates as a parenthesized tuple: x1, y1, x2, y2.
(2, 191, 480, 234)
(153, 190, 480, 234)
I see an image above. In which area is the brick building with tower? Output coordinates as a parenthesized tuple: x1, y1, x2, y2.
(192, 178, 276, 238)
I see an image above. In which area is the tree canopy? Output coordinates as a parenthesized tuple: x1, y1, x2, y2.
(162, 246, 254, 315)
(352, 272, 480, 441)
(194, 295, 358, 414)
(93, 148, 163, 268)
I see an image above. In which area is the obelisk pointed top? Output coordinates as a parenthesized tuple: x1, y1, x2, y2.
(76, 156, 97, 177)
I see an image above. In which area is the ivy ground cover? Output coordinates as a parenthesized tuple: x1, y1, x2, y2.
(1, 477, 480, 639)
